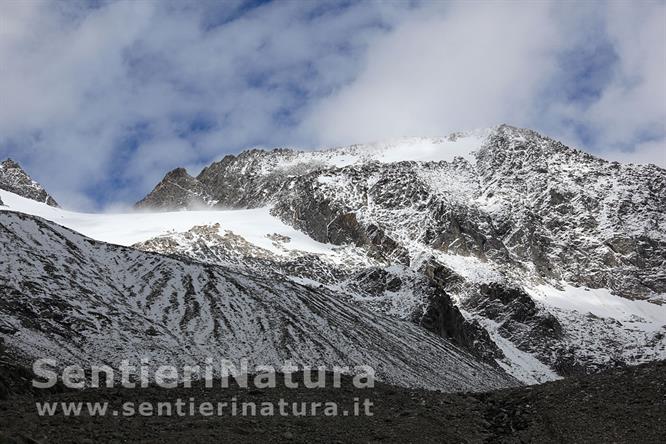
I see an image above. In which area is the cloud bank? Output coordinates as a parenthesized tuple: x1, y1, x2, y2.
(0, 0, 664, 209)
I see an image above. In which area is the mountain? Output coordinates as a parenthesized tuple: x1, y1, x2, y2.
(0, 159, 58, 207)
(0, 210, 516, 392)
(137, 125, 665, 297)
(1, 125, 664, 386)
(135, 131, 490, 210)
(134, 125, 666, 382)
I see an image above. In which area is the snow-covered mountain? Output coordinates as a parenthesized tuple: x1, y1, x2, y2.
(1, 125, 664, 385)
(133, 125, 666, 382)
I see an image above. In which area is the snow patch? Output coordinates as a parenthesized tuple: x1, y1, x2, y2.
(476, 317, 561, 384)
(526, 283, 666, 332)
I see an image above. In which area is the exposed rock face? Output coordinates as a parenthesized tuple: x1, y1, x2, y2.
(419, 291, 504, 363)
(139, 126, 666, 298)
(417, 260, 504, 362)
(0, 159, 58, 207)
(465, 284, 564, 365)
(130, 125, 666, 382)
(473, 127, 666, 296)
(134, 149, 308, 210)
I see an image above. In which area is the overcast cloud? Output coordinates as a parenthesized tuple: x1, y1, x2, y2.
(0, 0, 664, 209)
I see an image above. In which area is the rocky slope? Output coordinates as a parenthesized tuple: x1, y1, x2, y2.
(135, 125, 666, 382)
(0, 159, 58, 207)
(2, 359, 664, 443)
(0, 210, 516, 392)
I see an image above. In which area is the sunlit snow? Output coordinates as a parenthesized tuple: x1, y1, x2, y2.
(527, 283, 666, 332)
(0, 189, 333, 255)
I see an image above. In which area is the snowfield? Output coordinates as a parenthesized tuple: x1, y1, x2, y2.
(269, 132, 490, 172)
(4, 183, 665, 385)
(0, 189, 333, 256)
(527, 284, 666, 333)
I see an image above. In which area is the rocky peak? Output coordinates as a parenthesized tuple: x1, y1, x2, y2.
(135, 167, 211, 210)
(0, 159, 58, 207)
(134, 129, 666, 297)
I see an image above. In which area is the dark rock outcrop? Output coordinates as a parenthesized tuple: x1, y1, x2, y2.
(419, 291, 504, 363)
(135, 167, 211, 209)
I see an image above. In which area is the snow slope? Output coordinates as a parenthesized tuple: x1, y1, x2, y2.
(527, 284, 666, 333)
(0, 189, 332, 256)
(270, 132, 490, 170)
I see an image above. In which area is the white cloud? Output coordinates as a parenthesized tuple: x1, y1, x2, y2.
(591, 1, 666, 144)
(540, 1, 666, 166)
(0, 0, 663, 209)
(302, 1, 665, 166)
(304, 2, 666, 166)
(0, 1, 403, 208)
(302, 2, 560, 145)
(601, 139, 666, 167)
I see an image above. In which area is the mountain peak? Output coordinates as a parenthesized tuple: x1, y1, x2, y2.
(135, 166, 211, 210)
(0, 159, 59, 207)
(1, 158, 21, 169)
(135, 126, 584, 211)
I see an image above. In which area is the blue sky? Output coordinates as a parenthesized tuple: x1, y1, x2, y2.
(0, 0, 664, 210)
